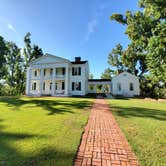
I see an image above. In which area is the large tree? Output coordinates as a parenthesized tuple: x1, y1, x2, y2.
(4, 42, 24, 94)
(0, 36, 8, 79)
(23, 32, 43, 68)
(110, 0, 166, 82)
(101, 68, 113, 79)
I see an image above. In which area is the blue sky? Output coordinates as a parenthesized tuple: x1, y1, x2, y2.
(0, 0, 140, 78)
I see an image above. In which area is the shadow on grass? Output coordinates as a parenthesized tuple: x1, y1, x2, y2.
(0, 119, 76, 166)
(0, 97, 92, 115)
(111, 105, 166, 121)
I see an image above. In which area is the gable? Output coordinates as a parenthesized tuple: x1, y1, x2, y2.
(112, 71, 138, 81)
(30, 54, 69, 65)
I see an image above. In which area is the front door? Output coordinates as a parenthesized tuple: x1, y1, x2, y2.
(55, 81, 65, 94)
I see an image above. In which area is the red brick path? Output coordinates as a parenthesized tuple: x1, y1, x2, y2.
(74, 99, 139, 166)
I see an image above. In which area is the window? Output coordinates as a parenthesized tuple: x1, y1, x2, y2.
(117, 83, 121, 91)
(34, 70, 37, 77)
(43, 82, 45, 90)
(44, 69, 46, 76)
(50, 82, 52, 90)
(62, 82, 65, 90)
(50, 69, 53, 76)
(129, 83, 134, 91)
(72, 67, 81, 76)
(72, 82, 81, 91)
(62, 68, 65, 75)
(32, 82, 37, 90)
(55, 82, 58, 90)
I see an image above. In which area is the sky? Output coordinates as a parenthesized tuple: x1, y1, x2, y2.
(0, 0, 141, 78)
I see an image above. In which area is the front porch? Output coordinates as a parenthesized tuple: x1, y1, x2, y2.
(30, 79, 68, 96)
(26, 66, 69, 96)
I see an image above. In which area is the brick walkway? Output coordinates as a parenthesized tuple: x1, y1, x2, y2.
(74, 99, 139, 166)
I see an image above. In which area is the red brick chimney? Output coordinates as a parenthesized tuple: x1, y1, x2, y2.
(75, 57, 81, 62)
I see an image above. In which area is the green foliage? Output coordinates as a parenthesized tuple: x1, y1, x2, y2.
(100, 68, 113, 79)
(0, 36, 8, 79)
(89, 73, 94, 79)
(109, 0, 166, 98)
(23, 32, 43, 68)
(0, 33, 43, 95)
(108, 44, 125, 72)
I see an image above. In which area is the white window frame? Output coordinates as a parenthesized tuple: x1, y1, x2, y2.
(129, 82, 134, 91)
(32, 82, 37, 90)
(72, 81, 81, 91)
(117, 83, 121, 91)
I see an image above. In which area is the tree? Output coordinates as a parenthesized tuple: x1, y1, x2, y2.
(108, 44, 125, 72)
(23, 32, 43, 68)
(5, 42, 24, 94)
(109, 0, 166, 98)
(110, 0, 166, 82)
(0, 36, 8, 79)
(101, 68, 113, 79)
(89, 73, 94, 79)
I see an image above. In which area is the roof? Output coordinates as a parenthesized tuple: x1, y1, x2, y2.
(112, 71, 138, 80)
(30, 53, 70, 65)
(71, 61, 88, 64)
(88, 79, 111, 82)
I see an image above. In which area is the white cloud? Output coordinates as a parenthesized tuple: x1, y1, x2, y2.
(7, 23, 16, 32)
(84, 2, 107, 43)
(7, 23, 23, 47)
(85, 19, 98, 41)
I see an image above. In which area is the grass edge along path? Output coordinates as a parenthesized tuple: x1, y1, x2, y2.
(0, 96, 94, 166)
(107, 98, 166, 166)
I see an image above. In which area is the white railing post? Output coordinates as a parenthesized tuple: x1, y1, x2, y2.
(52, 67, 56, 96)
(65, 64, 69, 96)
(39, 68, 44, 96)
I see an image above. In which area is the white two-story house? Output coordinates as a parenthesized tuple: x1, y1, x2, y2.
(26, 54, 140, 97)
(26, 54, 89, 96)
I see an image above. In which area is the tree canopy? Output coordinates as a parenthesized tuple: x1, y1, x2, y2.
(0, 33, 43, 95)
(109, 0, 166, 98)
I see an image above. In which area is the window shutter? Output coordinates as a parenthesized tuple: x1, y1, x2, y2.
(79, 82, 81, 91)
(79, 67, 81, 75)
(62, 82, 65, 90)
(50, 82, 52, 90)
(72, 68, 74, 76)
(72, 82, 75, 90)
(34, 82, 36, 90)
(43, 82, 45, 90)
(62, 68, 65, 75)
(50, 69, 53, 75)
(44, 69, 46, 76)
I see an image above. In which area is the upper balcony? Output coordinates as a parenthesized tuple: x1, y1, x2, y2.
(31, 67, 66, 80)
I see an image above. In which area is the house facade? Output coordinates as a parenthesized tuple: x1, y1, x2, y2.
(26, 54, 140, 97)
(111, 71, 140, 97)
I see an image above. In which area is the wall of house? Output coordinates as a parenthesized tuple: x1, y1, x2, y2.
(69, 63, 89, 96)
(112, 72, 140, 97)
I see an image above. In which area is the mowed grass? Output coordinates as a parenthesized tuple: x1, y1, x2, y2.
(0, 97, 94, 166)
(107, 99, 166, 166)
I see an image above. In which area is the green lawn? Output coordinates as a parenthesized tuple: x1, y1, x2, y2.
(0, 97, 93, 166)
(107, 99, 166, 166)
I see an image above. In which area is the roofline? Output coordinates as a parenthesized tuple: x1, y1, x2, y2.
(30, 53, 70, 65)
(112, 71, 139, 79)
(88, 79, 111, 82)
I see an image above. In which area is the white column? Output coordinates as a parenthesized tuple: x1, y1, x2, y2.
(39, 68, 44, 96)
(65, 65, 69, 95)
(52, 68, 56, 96)
(26, 67, 31, 95)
